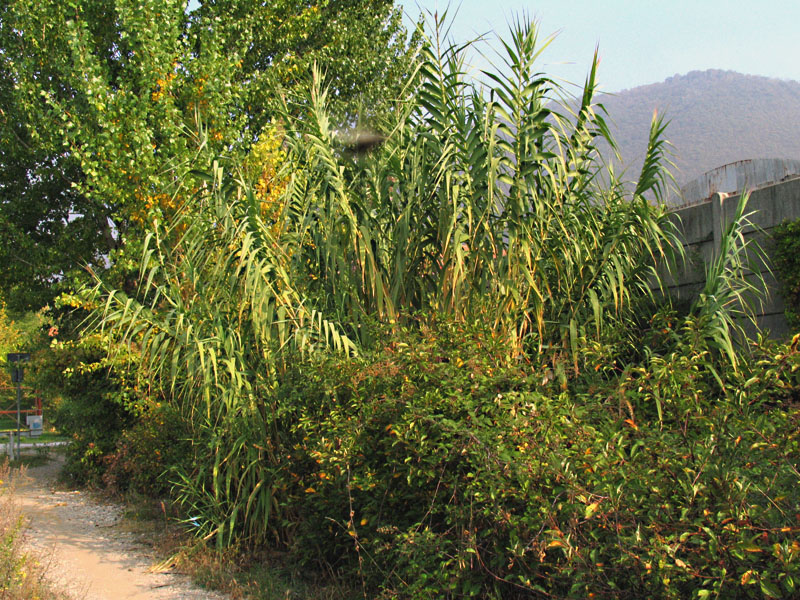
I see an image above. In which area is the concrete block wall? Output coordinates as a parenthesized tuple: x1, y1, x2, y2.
(667, 177, 800, 339)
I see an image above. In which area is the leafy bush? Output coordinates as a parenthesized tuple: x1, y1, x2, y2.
(102, 401, 192, 495)
(36, 330, 143, 485)
(771, 218, 800, 330)
(0, 303, 50, 390)
(281, 319, 800, 599)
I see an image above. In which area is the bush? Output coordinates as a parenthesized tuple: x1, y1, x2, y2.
(771, 218, 800, 330)
(280, 319, 800, 599)
(103, 401, 192, 495)
(36, 331, 144, 485)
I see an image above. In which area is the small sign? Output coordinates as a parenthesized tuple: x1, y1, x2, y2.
(7, 353, 30, 363)
(27, 415, 43, 437)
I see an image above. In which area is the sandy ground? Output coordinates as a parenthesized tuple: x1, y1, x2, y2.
(14, 453, 229, 600)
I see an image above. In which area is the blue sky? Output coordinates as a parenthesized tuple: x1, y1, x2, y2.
(401, 1, 800, 93)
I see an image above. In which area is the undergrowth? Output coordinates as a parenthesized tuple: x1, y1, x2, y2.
(274, 319, 800, 599)
(117, 492, 358, 600)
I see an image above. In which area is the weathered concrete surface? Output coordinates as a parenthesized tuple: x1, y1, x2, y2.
(667, 176, 800, 339)
(677, 158, 800, 207)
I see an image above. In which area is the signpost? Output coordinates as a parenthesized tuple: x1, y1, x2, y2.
(7, 353, 30, 459)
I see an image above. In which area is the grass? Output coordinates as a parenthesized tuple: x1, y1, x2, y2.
(0, 432, 69, 444)
(18, 432, 69, 443)
(232, 555, 360, 600)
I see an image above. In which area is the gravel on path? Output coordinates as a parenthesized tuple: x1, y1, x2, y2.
(15, 454, 230, 600)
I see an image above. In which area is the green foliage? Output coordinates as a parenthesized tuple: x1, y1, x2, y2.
(0, 0, 419, 310)
(193, 0, 420, 122)
(689, 191, 766, 369)
(0, 303, 50, 392)
(0, 305, 23, 390)
(95, 157, 357, 545)
(87, 14, 690, 559)
(0, 304, 20, 353)
(0, 0, 207, 309)
(80, 13, 794, 600)
(772, 218, 800, 330)
(90, 15, 684, 552)
(102, 401, 192, 495)
(282, 319, 800, 599)
(36, 329, 144, 485)
(276, 17, 681, 361)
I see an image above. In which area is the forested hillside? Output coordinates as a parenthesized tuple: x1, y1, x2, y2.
(600, 70, 800, 188)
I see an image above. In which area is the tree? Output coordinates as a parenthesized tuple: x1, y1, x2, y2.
(0, 0, 419, 310)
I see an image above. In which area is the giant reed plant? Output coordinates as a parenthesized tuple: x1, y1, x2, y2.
(284, 18, 682, 360)
(97, 162, 356, 547)
(690, 190, 767, 370)
(95, 18, 684, 548)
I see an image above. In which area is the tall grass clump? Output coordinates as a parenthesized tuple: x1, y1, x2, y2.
(689, 191, 768, 370)
(283, 19, 682, 363)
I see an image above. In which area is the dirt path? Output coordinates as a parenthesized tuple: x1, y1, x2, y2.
(15, 454, 230, 600)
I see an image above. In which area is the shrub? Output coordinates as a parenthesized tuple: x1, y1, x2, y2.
(102, 401, 192, 495)
(36, 331, 143, 485)
(282, 320, 800, 599)
(771, 218, 800, 330)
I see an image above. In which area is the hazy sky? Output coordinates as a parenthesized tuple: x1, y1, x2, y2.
(401, 1, 800, 93)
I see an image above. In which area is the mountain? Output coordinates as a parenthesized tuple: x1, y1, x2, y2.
(595, 70, 800, 201)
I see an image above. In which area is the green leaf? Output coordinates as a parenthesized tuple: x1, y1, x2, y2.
(760, 579, 782, 598)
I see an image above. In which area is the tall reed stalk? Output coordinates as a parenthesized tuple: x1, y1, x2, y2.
(283, 18, 681, 359)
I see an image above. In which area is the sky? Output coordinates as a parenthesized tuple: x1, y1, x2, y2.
(400, 1, 800, 93)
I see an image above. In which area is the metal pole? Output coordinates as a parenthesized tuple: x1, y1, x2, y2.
(16, 375, 21, 459)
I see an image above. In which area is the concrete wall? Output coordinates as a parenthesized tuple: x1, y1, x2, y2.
(676, 159, 800, 208)
(667, 177, 800, 339)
